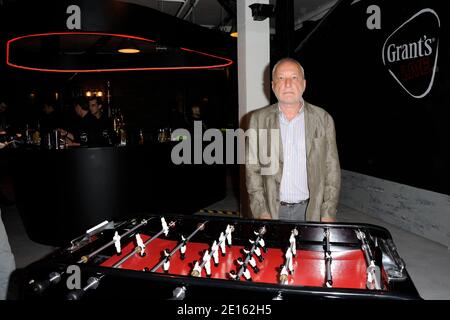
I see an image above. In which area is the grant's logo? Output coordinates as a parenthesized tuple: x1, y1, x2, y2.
(382, 9, 440, 98)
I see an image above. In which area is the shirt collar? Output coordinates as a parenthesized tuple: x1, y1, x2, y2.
(278, 99, 305, 123)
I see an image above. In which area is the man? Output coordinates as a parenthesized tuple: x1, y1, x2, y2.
(40, 99, 62, 135)
(88, 97, 104, 120)
(88, 97, 112, 144)
(246, 58, 340, 222)
(60, 97, 103, 146)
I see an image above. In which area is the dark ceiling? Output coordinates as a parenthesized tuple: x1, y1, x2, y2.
(118, 0, 338, 32)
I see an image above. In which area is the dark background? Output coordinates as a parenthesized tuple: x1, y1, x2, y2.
(295, 0, 449, 195)
(1, 0, 449, 196)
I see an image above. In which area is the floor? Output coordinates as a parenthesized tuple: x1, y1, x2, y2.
(1, 184, 450, 300)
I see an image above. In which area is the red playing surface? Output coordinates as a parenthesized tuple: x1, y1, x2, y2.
(101, 235, 369, 289)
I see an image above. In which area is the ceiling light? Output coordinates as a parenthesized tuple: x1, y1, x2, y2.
(117, 38, 140, 54)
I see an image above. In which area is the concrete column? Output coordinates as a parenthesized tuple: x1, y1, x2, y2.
(237, 0, 271, 218)
(237, 0, 271, 121)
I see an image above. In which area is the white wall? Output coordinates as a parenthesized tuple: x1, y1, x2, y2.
(340, 169, 450, 247)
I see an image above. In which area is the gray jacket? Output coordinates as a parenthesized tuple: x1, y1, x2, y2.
(245, 102, 341, 221)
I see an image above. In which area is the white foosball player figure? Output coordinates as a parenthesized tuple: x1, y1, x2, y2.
(250, 236, 267, 253)
(258, 237, 267, 253)
(280, 265, 289, 285)
(135, 233, 146, 257)
(113, 231, 121, 255)
(211, 240, 219, 266)
(242, 267, 252, 281)
(180, 235, 187, 260)
(219, 232, 226, 256)
(163, 249, 171, 273)
(161, 217, 169, 236)
(225, 225, 233, 247)
(285, 247, 294, 274)
(253, 245, 264, 262)
(289, 230, 297, 257)
(202, 250, 212, 277)
(191, 260, 202, 277)
(248, 256, 259, 273)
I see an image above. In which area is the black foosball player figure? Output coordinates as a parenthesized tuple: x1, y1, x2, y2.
(253, 230, 268, 253)
(248, 255, 259, 274)
(241, 248, 260, 273)
(229, 270, 239, 280)
(242, 247, 253, 262)
(254, 245, 264, 263)
(248, 240, 264, 262)
(242, 266, 252, 281)
(258, 237, 268, 253)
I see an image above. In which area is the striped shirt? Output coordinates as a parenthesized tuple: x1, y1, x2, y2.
(279, 103, 309, 203)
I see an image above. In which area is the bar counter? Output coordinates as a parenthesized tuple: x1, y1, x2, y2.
(8, 143, 226, 246)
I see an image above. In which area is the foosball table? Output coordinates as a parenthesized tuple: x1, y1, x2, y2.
(22, 214, 421, 300)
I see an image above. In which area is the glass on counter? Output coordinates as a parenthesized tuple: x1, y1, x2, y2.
(119, 127, 127, 146)
(157, 128, 171, 143)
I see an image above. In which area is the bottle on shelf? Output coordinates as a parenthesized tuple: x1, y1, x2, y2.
(106, 81, 112, 118)
(32, 121, 41, 145)
(112, 107, 126, 146)
(25, 123, 31, 144)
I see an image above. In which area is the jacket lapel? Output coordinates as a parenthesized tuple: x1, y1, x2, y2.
(265, 104, 283, 182)
(304, 102, 314, 159)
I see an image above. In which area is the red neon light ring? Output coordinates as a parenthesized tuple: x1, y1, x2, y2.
(6, 32, 233, 72)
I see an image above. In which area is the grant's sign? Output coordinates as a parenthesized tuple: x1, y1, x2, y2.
(382, 9, 440, 98)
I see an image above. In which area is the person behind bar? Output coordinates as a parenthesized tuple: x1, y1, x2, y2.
(39, 99, 62, 135)
(88, 96, 112, 144)
(246, 57, 341, 222)
(59, 97, 103, 147)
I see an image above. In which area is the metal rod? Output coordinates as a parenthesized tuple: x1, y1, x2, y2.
(150, 221, 208, 272)
(67, 275, 105, 300)
(323, 228, 333, 287)
(279, 228, 298, 284)
(78, 218, 155, 263)
(198, 225, 234, 270)
(355, 229, 381, 290)
(67, 218, 174, 299)
(237, 226, 266, 279)
(113, 220, 176, 268)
